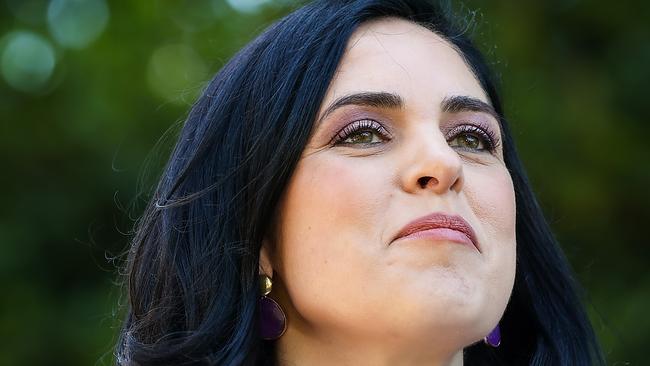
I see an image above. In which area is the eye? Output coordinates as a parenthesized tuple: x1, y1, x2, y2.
(449, 132, 485, 150)
(333, 119, 390, 146)
(447, 124, 498, 152)
(345, 130, 382, 144)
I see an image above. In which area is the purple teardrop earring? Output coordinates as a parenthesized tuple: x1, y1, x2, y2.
(483, 324, 501, 347)
(258, 274, 287, 340)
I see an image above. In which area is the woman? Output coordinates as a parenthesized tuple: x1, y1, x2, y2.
(116, 1, 605, 365)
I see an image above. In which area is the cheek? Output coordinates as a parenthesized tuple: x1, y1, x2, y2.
(465, 165, 516, 244)
(464, 165, 517, 295)
(273, 155, 390, 322)
(280, 155, 387, 240)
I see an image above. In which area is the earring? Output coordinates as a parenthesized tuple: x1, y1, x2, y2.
(483, 324, 501, 347)
(258, 274, 287, 340)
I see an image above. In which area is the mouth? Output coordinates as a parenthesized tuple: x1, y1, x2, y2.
(392, 212, 479, 251)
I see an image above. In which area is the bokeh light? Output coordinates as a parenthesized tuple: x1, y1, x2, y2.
(47, 0, 109, 49)
(1, 31, 56, 93)
(146, 44, 208, 104)
(224, 0, 273, 14)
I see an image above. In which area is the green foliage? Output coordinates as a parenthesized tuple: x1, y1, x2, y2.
(0, 0, 646, 364)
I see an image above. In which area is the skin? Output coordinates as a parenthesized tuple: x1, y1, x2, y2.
(260, 18, 517, 366)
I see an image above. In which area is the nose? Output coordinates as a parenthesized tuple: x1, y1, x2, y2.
(400, 131, 464, 195)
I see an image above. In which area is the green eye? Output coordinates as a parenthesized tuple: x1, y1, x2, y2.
(343, 130, 382, 144)
(449, 133, 484, 150)
(334, 119, 390, 146)
(446, 124, 498, 152)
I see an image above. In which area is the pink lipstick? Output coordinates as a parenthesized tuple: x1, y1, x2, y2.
(393, 213, 479, 251)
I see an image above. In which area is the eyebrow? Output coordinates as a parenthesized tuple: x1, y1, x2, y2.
(440, 95, 500, 121)
(318, 91, 404, 122)
(318, 91, 500, 124)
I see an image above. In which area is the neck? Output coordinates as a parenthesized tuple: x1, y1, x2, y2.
(275, 327, 464, 366)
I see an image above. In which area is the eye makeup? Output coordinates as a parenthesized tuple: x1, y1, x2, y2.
(330, 119, 391, 145)
(317, 106, 395, 145)
(444, 119, 501, 153)
(317, 104, 502, 155)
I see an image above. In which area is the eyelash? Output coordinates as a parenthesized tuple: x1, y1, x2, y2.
(331, 119, 391, 145)
(331, 119, 501, 153)
(446, 122, 501, 152)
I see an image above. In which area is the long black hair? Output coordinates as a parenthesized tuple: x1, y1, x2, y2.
(116, 1, 605, 365)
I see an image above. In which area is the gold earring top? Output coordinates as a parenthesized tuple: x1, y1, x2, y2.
(260, 274, 272, 296)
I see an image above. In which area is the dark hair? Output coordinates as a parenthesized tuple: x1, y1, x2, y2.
(116, 1, 605, 365)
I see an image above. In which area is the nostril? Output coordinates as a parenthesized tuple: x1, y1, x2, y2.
(417, 176, 438, 189)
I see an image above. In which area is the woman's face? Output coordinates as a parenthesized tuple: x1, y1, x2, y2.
(265, 18, 516, 351)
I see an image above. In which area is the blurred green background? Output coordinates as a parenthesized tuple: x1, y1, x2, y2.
(0, 0, 647, 365)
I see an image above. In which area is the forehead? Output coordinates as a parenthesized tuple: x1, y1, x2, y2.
(322, 17, 488, 111)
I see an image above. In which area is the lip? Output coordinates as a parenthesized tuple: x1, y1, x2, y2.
(393, 213, 479, 251)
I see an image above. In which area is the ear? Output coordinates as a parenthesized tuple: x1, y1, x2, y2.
(259, 239, 274, 278)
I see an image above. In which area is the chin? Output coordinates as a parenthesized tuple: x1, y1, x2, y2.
(381, 307, 487, 351)
(380, 283, 494, 341)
